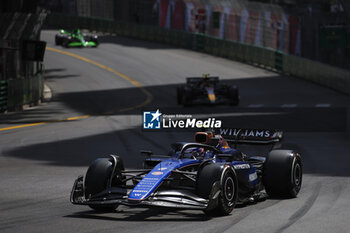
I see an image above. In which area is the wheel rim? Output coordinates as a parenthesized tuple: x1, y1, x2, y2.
(224, 176, 235, 202)
(293, 163, 301, 186)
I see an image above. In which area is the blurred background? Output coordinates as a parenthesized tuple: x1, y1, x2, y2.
(2, 0, 349, 67)
(0, 0, 349, 112)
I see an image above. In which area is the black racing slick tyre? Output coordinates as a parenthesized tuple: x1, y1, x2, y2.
(62, 39, 69, 48)
(263, 150, 302, 198)
(182, 87, 192, 106)
(84, 156, 125, 211)
(177, 86, 184, 105)
(229, 85, 239, 106)
(55, 36, 60, 45)
(197, 163, 238, 216)
(92, 39, 99, 48)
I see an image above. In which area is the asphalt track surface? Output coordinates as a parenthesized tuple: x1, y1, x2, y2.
(0, 30, 350, 233)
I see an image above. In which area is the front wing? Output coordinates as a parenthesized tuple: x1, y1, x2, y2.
(187, 87, 236, 104)
(66, 41, 98, 47)
(70, 176, 208, 210)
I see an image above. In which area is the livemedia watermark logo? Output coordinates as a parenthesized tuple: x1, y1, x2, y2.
(143, 109, 162, 129)
(142, 109, 221, 130)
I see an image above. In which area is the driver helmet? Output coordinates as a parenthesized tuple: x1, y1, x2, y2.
(218, 135, 230, 149)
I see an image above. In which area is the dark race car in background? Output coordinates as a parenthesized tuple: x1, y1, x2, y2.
(177, 75, 239, 106)
(71, 129, 302, 216)
(55, 29, 99, 48)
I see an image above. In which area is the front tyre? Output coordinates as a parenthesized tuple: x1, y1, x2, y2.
(211, 169, 237, 215)
(55, 36, 60, 45)
(84, 156, 124, 211)
(197, 164, 238, 216)
(62, 38, 69, 48)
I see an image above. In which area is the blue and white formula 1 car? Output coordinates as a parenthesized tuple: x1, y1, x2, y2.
(71, 129, 302, 216)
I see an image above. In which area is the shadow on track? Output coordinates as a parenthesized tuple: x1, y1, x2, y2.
(2, 122, 350, 177)
(98, 35, 177, 50)
(1, 70, 350, 176)
(44, 68, 80, 80)
(65, 208, 211, 222)
(3, 71, 347, 131)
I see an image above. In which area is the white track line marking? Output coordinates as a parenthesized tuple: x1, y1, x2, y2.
(315, 104, 331, 108)
(281, 104, 297, 108)
(248, 104, 264, 108)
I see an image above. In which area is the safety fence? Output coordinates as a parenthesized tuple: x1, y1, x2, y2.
(46, 14, 350, 95)
(0, 11, 47, 113)
(0, 73, 43, 112)
(0, 80, 7, 112)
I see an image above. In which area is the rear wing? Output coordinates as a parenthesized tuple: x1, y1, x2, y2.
(215, 128, 283, 145)
(186, 77, 219, 84)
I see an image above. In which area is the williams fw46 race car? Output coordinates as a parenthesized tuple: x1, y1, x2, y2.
(55, 29, 99, 48)
(71, 129, 302, 216)
(177, 74, 239, 106)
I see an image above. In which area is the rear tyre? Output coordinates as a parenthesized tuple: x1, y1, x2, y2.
(92, 39, 99, 48)
(228, 85, 239, 106)
(263, 150, 302, 198)
(177, 86, 184, 105)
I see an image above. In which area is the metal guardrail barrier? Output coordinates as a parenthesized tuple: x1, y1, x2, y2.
(46, 14, 350, 95)
(5, 73, 43, 111)
(0, 11, 46, 113)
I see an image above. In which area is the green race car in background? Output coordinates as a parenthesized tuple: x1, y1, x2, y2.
(55, 29, 99, 48)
